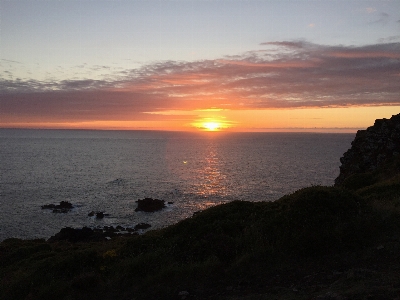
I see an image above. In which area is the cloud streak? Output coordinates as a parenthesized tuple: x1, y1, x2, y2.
(1, 41, 400, 125)
(368, 12, 390, 25)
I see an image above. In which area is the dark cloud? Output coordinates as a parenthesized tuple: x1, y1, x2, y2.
(0, 78, 114, 93)
(0, 90, 189, 123)
(1, 41, 400, 124)
(259, 41, 307, 48)
(58, 79, 114, 90)
(378, 36, 400, 43)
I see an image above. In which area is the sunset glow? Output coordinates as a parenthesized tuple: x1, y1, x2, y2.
(202, 122, 221, 131)
(1, 1, 399, 132)
(191, 117, 233, 132)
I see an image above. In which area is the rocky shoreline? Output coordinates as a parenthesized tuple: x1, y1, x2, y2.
(40, 197, 172, 242)
(47, 224, 153, 243)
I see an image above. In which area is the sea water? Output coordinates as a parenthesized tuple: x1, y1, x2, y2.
(0, 129, 354, 241)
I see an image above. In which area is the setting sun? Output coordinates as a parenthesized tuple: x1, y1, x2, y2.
(203, 122, 221, 131)
(191, 117, 233, 132)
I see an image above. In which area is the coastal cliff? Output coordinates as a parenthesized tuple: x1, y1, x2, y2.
(335, 113, 400, 186)
(1, 115, 400, 300)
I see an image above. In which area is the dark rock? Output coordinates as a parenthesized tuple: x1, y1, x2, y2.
(168, 201, 174, 204)
(134, 223, 151, 230)
(335, 113, 400, 186)
(52, 208, 71, 214)
(48, 227, 98, 243)
(59, 201, 73, 209)
(88, 211, 108, 218)
(104, 226, 116, 232)
(48, 224, 141, 242)
(135, 198, 166, 212)
(96, 212, 104, 219)
(42, 201, 74, 212)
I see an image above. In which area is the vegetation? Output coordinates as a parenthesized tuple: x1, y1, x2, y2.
(1, 158, 400, 299)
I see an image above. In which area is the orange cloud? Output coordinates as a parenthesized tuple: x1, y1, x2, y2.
(1, 41, 399, 130)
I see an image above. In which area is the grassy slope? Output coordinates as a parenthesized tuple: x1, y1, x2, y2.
(1, 159, 400, 300)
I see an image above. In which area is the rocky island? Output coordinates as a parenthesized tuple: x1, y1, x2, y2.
(1, 114, 400, 300)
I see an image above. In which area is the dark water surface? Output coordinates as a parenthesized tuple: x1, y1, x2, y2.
(0, 129, 354, 240)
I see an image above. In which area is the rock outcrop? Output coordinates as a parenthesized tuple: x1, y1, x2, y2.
(48, 227, 100, 243)
(135, 198, 166, 212)
(41, 201, 74, 213)
(335, 113, 400, 186)
(88, 211, 109, 219)
(47, 223, 153, 242)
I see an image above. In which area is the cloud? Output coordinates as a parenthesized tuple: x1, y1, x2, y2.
(365, 7, 377, 14)
(259, 41, 306, 48)
(1, 41, 400, 124)
(368, 12, 390, 25)
(1, 59, 21, 64)
(378, 36, 400, 43)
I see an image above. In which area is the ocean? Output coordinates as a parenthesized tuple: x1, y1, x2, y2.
(0, 129, 354, 241)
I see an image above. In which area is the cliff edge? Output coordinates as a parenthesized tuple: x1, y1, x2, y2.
(335, 113, 400, 186)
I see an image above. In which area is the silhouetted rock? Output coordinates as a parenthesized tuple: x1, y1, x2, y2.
(88, 211, 109, 218)
(48, 224, 142, 242)
(48, 227, 99, 242)
(335, 113, 400, 186)
(96, 212, 105, 219)
(42, 201, 74, 213)
(134, 223, 151, 230)
(135, 198, 166, 212)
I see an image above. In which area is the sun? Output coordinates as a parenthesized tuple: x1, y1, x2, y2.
(191, 116, 232, 131)
(202, 122, 221, 131)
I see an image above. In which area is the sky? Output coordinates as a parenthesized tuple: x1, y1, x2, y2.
(1, 0, 400, 132)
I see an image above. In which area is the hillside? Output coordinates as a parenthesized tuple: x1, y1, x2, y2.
(1, 115, 400, 300)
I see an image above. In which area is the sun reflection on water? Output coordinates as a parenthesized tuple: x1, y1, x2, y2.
(165, 136, 230, 213)
(196, 147, 227, 199)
